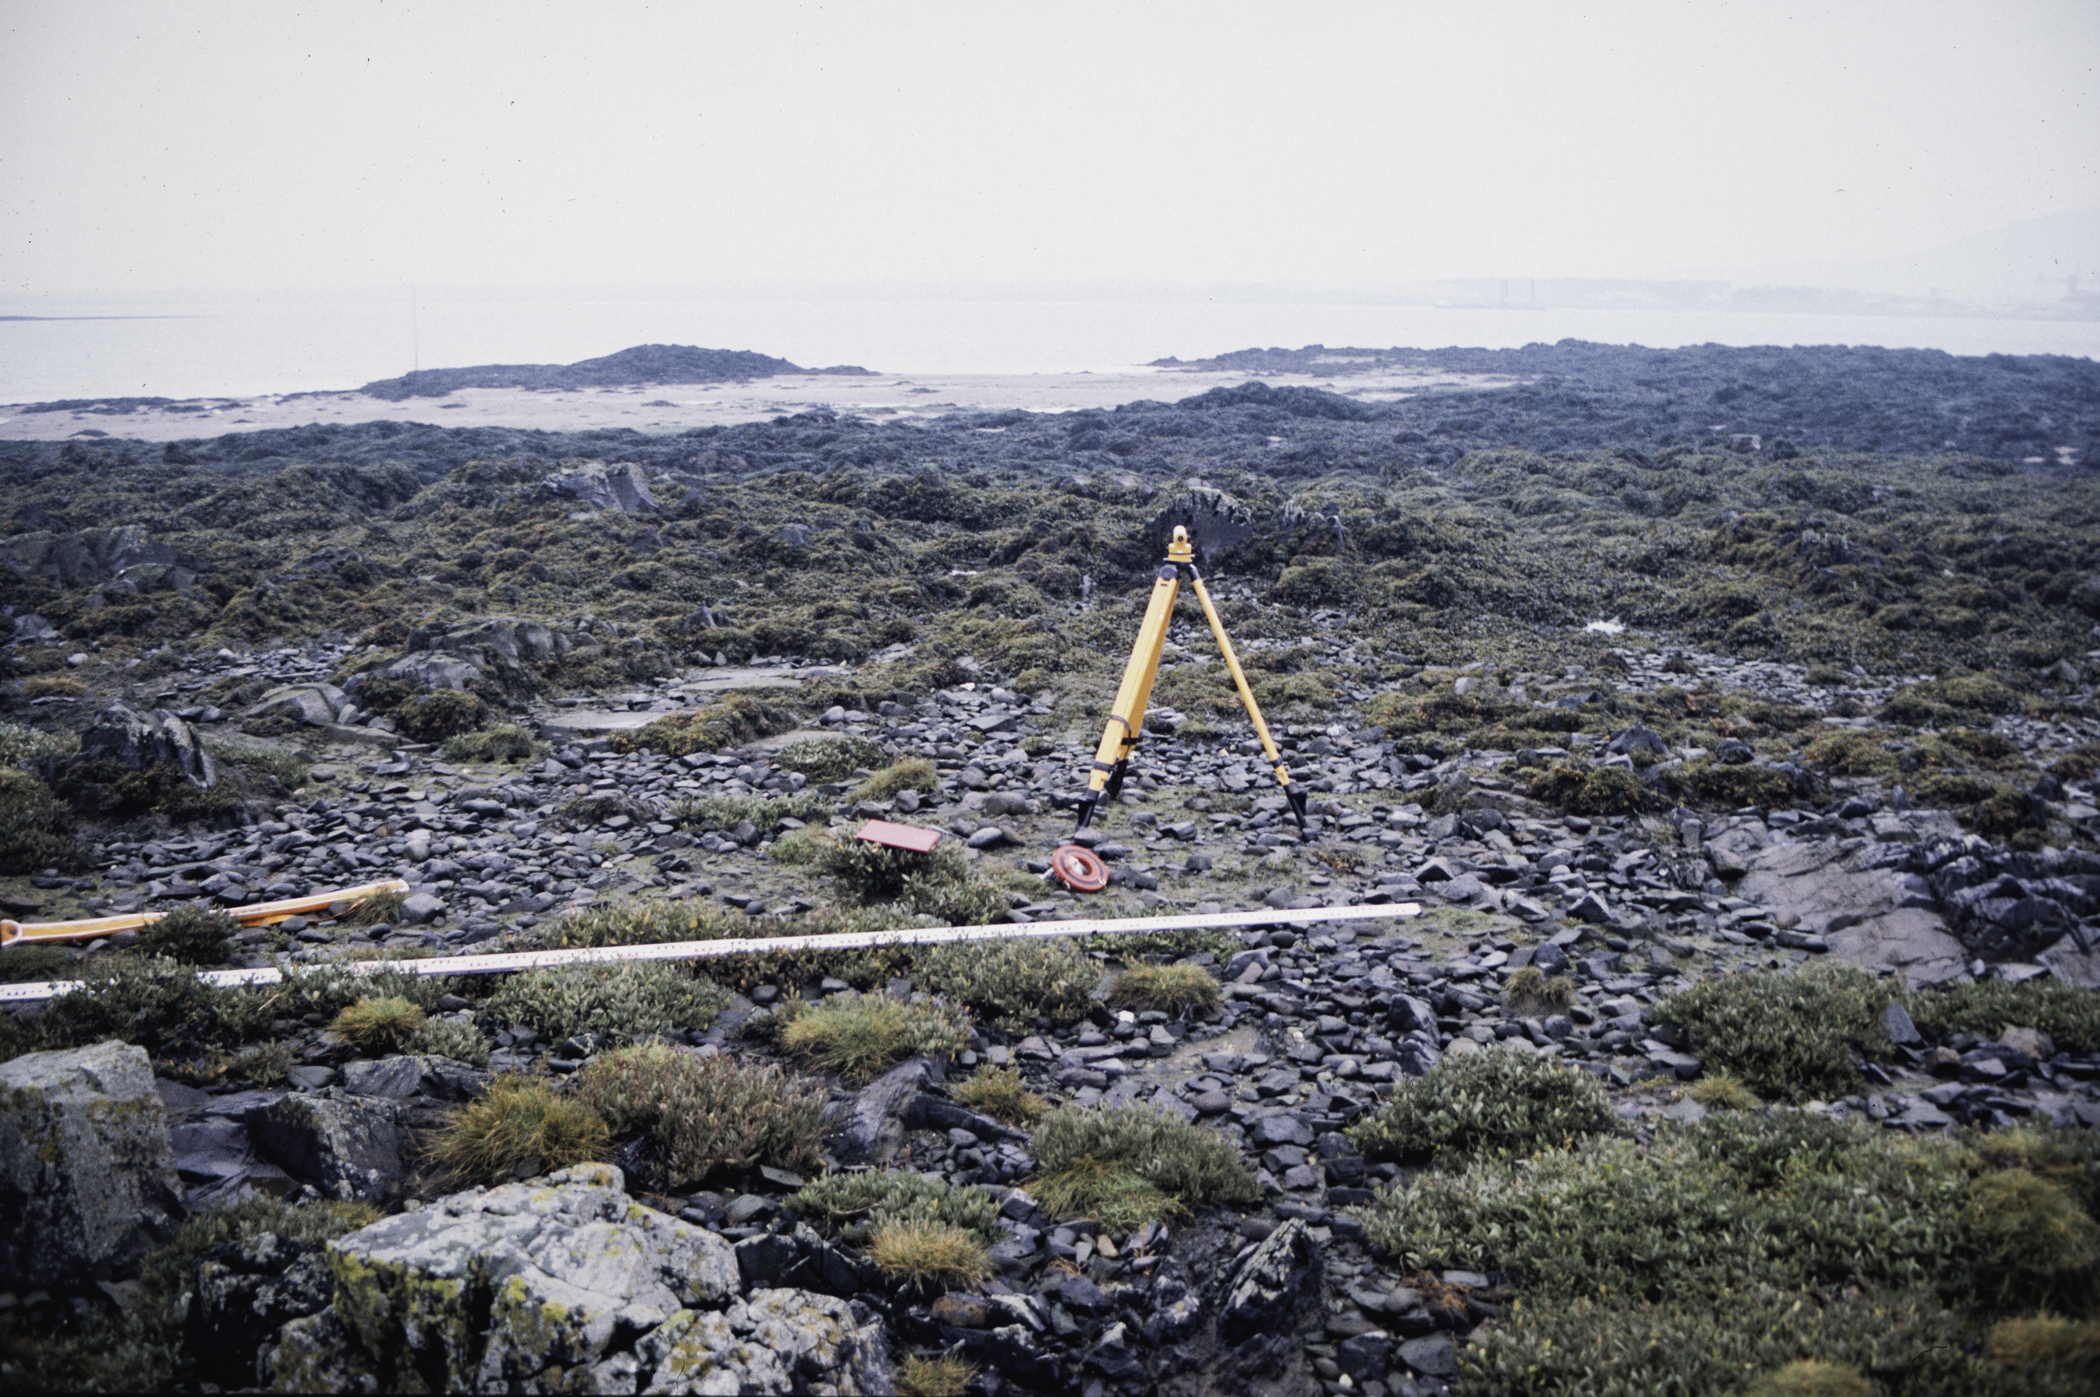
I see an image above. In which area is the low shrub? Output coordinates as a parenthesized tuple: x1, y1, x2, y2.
(672, 791, 829, 838)
(0, 719, 78, 766)
(1879, 673, 2025, 726)
(1030, 1104, 1256, 1229)
(920, 937, 1099, 1028)
(609, 695, 797, 757)
(1459, 1287, 1974, 1397)
(484, 961, 729, 1045)
(791, 1168, 1001, 1243)
(395, 690, 487, 742)
(442, 724, 541, 763)
(403, 1014, 490, 1067)
(866, 1218, 991, 1288)
(776, 736, 888, 782)
(533, 901, 928, 994)
(207, 738, 310, 790)
(1526, 762, 1650, 816)
(329, 996, 425, 1055)
(1357, 1115, 1971, 1306)
(571, 1044, 826, 1183)
(950, 1065, 1047, 1126)
(1800, 729, 1899, 777)
(5, 955, 272, 1066)
(1349, 1048, 1614, 1163)
(0, 943, 71, 984)
(776, 990, 971, 1084)
(1964, 1169, 2100, 1313)
(0, 766, 85, 875)
(1984, 1314, 2100, 1391)
(1653, 961, 1897, 1101)
(1502, 964, 1576, 1015)
(852, 757, 938, 802)
(1108, 963, 1222, 1016)
(817, 836, 1008, 926)
(136, 905, 240, 966)
(1666, 757, 1802, 809)
(428, 1074, 609, 1184)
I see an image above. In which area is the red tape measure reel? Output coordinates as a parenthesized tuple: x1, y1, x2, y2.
(1050, 844, 1109, 893)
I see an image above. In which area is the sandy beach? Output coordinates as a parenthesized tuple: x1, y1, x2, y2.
(0, 365, 1514, 442)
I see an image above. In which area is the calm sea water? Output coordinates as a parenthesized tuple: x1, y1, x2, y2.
(3, 291, 2097, 402)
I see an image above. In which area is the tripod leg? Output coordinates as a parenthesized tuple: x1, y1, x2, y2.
(1075, 564, 1180, 831)
(1189, 574, 1310, 832)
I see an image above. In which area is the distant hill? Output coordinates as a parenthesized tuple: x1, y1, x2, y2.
(357, 343, 873, 400)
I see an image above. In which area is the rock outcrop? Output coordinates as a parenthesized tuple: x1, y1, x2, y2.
(1, 525, 190, 589)
(548, 461, 657, 514)
(0, 1041, 185, 1288)
(260, 1163, 891, 1395)
(62, 701, 218, 788)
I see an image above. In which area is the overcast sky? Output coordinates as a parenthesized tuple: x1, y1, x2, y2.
(4, 1, 2096, 295)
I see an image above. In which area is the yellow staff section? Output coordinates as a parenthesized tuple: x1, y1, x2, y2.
(1, 878, 412, 947)
(1073, 526, 1309, 834)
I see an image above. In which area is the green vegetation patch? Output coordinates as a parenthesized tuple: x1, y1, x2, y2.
(329, 996, 425, 1055)
(610, 695, 797, 757)
(792, 1167, 1001, 1243)
(950, 1064, 1047, 1126)
(673, 790, 829, 838)
(1879, 673, 2027, 727)
(1655, 961, 1898, 1101)
(776, 736, 888, 782)
(1349, 1047, 1614, 1163)
(775, 989, 972, 1084)
(441, 723, 541, 763)
(0, 766, 86, 875)
(852, 757, 939, 802)
(484, 961, 728, 1045)
(572, 1043, 826, 1183)
(918, 936, 1100, 1029)
(1909, 978, 2100, 1055)
(817, 836, 1008, 927)
(1526, 762, 1650, 815)
(1029, 1104, 1257, 1230)
(136, 905, 240, 966)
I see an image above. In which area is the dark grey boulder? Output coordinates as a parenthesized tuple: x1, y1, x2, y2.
(1218, 1217, 1324, 1343)
(0, 1041, 185, 1288)
(246, 1092, 412, 1203)
(186, 1231, 335, 1387)
(823, 1058, 931, 1165)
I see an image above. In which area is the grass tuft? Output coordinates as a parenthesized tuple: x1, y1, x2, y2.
(950, 1065, 1047, 1126)
(853, 757, 938, 802)
(1109, 963, 1223, 1016)
(897, 1351, 979, 1397)
(866, 1217, 991, 1288)
(1502, 963, 1577, 1015)
(329, 996, 425, 1055)
(428, 1074, 609, 1184)
(442, 723, 541, 763)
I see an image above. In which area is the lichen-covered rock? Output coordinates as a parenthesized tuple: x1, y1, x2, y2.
(247, 1091, 412, 1203)
(638, 1290, 891, 1395)
(0, 1040, 184, 1288)
(263, 1163, 798, 1394)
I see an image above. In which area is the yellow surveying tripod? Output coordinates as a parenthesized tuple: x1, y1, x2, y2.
(1072, 525, 1310, 834)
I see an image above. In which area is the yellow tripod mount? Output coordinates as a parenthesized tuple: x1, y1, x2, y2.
(1072, 526, 1310, 834)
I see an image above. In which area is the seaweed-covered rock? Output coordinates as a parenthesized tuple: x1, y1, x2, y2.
(1, 524, 182, 588)
(0, 1040, 184, 1288)
(260, 1163, 891, 1395)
